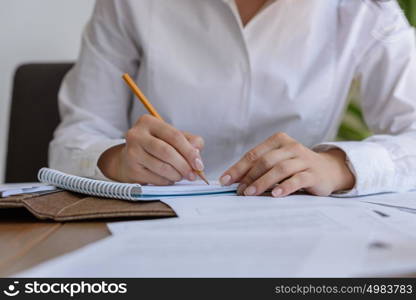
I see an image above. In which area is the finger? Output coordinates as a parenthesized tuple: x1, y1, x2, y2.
(150, 120, 204, 171)
(242, 159, 307, 196)
(142, 135, 196, 181)
(220, 132, 292, 186)
(123, 143, 181, 184)
(126, 164, 174, 186)
(183, 131, 205, 150)
(220, 145, 274, 186)
(137, 147, 184, 182)
(272, 171, 314, 197)
(238, 149, 295, 192)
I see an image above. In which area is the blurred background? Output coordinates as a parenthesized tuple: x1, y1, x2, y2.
(0, 0, 415, 183)
(0, 0, 95, 183)
(338, 0, 416, 141)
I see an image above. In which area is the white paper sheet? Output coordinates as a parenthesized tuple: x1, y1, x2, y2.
(108, 193, 416, 239)
(353, 191, 416, 212)
(16, 230, 368, 278)
(108, 194, 374, 234)
(0, 183, 57, 197)
(105, 194, 416, 277)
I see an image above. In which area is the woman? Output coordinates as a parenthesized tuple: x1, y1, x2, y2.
(50, 0, 416, 198)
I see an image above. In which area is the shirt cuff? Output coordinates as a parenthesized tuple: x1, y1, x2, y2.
(78, 139, 126, 181)
(313, 141, 396, 197)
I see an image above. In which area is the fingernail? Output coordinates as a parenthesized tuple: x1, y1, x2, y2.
(220, 175, 232, 186)
(272, 188, 283, 197)
(188, 172, 197, 181)
(237, 184, 247, 195)
(194, 158, 204, 171)
(244, 186, 257, 196)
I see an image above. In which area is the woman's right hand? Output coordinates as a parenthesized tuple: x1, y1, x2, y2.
(98, 114, 205, 185)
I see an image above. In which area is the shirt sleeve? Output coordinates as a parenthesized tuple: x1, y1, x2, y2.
(314, 3, 416, 196)
(49, 0, 140, 179)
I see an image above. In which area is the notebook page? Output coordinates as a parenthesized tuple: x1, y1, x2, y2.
(140, 180, 238, 196)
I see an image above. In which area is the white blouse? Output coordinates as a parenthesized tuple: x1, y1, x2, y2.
(50, 0, 416, 196)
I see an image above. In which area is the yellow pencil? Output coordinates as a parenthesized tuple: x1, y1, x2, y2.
(122, 73, 209, 185)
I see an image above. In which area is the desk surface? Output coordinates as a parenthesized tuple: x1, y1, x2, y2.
(0, 208, 110, 277)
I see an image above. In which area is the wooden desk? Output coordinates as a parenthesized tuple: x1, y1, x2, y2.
(0, 208, 110, 277)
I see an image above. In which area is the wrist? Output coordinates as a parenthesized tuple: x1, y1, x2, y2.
(98, 144, 125, 181)
(320, 149, 355, 193)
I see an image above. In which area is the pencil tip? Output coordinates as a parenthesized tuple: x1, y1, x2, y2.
(197, 171, 210, 185)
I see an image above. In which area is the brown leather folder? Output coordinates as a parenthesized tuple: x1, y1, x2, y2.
(0, 191, 176, 221)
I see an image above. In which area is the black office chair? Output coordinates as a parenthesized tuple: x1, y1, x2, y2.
(5, 63, 74, 183)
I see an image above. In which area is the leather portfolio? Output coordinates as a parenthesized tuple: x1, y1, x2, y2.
(0, 191, 176, 221)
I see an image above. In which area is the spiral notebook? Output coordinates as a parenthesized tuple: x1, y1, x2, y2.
(37, 168, 238, 201)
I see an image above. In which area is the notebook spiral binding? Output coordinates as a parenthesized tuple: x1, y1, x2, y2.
(38, 168, 142, 201)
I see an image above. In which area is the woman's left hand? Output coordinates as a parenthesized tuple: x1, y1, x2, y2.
(219, 132, 355, 197)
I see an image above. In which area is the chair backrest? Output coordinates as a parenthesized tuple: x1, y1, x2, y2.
(5, 63, 74, 183)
